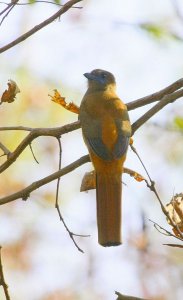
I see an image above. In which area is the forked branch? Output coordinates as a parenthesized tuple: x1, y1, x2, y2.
(0, 0, 83, 53)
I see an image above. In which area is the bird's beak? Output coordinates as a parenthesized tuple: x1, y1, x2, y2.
(83, 72, 97, 81)
(84, 72, 105, 84)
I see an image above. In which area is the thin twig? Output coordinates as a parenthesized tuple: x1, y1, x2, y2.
(130, 144, 183, 239)
(0, 0, 14, 16)
(54, 137, 88, 253)
(163, 243, 183, 248)
(35, 0, 82, 8)
(0, 0, 83, 53)
(154, 224, 171, 236)
(0, 0, 18, 26)
(0, 126, 34, 131)
(55, 137, 62, 208)
(0, 0, 82, 8)
(149, 219, 183, 242)
(55, 203, 89, 253)
(0, 154, 90, 205)
(29, 143, 39, 164)
(0, 121, 80, 174)
(0, 246, 11, 300)
(0, 141, 11, 158)
(55, 137, 85, 249)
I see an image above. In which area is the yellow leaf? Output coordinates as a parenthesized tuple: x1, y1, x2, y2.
(124, 167, 145, 182)
(49, 89, 79, 114)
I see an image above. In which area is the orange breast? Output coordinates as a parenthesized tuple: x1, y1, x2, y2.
(89, 115, 126, 174)
(101, 115, 118, 151)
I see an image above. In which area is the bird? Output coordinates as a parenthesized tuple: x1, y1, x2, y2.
(79, 69, 131, 247)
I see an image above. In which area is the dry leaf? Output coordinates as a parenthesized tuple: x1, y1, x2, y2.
(166, 193, 183, 237)
(1, 80, 20, 104)
(80, 170, 96, 192)
(49, 89, 79, 114)
(80, 168, 144, 192)
(124, 167, 145, 182)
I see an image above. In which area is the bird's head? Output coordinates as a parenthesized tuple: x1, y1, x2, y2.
(84, 69, 116, 91)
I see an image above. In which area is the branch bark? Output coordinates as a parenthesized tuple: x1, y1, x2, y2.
(132, 88, 183, 133)
(0, 78, 183, 205)
(0, 0, 83, 53)
(0, 154, 89, 205)
(126, 78, 183, 110)
(0, 247, 11, 300)
(115, 291, 148, 300)
(0, 141, 11, 157)
(1, 79, 183, 174)
(0, 121, 80, 174)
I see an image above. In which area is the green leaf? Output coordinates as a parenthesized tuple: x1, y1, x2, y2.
(141, 23, 165, 38)
(140, 23, 183, 42)
(28, 0, 36, 4)
(54, 0, 61, 4)
(174, 117, 183, 130)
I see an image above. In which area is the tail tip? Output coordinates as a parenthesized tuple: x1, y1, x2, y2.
(100, 241, 122, 247)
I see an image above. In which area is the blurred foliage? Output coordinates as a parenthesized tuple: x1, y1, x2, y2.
(0, 1, 183, 299)
(140, 23, 183, 42)
(28, 0, 62, 3)
(28, 0, 36, 4)
(174, 116, 183, 130)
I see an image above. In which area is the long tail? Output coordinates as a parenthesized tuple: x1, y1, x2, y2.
(96, 172, 122, 247)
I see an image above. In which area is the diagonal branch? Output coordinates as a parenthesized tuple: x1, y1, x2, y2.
(0, 0, 18, 26)
(0, 0, 83, 53)
(0, 78, 182, 174)
(132, 88, 183, 134)
(149, 219, 183, 243)
(0, 0, 16, 17)
(126, 78, 183, 110)
(0, 121, 80, 174)
(115, 291, 148, 300)
(0, 126, 35, 131)
(0, 154, 90, 205)
(0, 141, 11, 157)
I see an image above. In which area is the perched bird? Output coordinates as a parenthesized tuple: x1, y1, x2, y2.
(79, 69, 131, 247)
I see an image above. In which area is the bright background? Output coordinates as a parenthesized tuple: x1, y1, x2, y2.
(0, 0, 183, 299)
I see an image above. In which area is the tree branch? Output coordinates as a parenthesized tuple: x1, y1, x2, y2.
(0, 0, 82, 8)
(0, 0, 16, 17)
(149, 219, 183, 242)
(0, 0, 18, 26)
(0, 121, 80, 174)
(0, 78, 182, 179)
(115, 291, 148, 300)
(132, 88, 183, 134)
(0, 141, 11, 157)
(0, 126, 35, 131)
(0, 154, 90, 205)
(131, 144, 183, 241)
(0, 0, 83, 53)
(126, 78, 183, 110)
(0, 246, 11, 300)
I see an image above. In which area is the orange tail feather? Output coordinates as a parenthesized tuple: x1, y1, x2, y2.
(96, 172, 122, 247)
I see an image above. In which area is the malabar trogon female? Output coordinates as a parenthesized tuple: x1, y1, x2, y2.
(79, 69, 131, 247)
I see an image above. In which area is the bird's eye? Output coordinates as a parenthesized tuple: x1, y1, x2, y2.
(101, 73, 107, 78)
